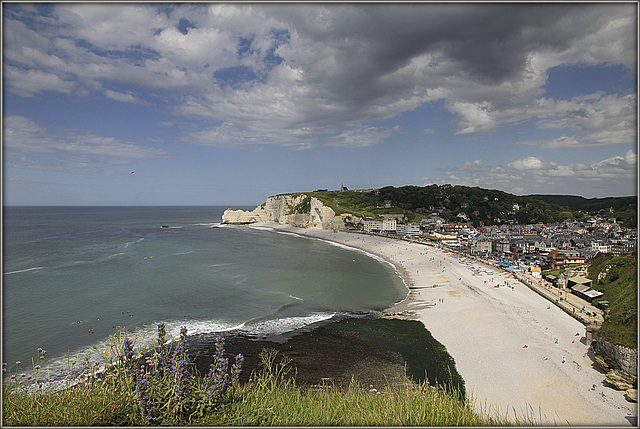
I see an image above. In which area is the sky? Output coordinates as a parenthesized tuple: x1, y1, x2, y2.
(2, 2, 637, 206)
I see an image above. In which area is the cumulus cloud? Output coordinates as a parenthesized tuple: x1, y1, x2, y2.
(104, 89, 146, 103)
(430, 151, 637, 197)
(3, 3, 636, 148)
(3, 116, 169, 170)
(328, 126, 400, 148)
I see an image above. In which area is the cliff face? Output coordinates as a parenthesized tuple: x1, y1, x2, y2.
(222, 194, 348, 230)
(593, 335, 638, 387)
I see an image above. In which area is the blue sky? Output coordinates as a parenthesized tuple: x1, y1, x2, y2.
(3, 3, 637, 206)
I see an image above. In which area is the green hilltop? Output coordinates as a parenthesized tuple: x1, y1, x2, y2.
(303, 185, 636, 228)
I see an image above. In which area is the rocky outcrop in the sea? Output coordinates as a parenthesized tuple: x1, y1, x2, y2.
(222, 194, 355, 230)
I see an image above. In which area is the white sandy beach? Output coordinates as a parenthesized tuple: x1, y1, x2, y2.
(253, 223, 637, 426)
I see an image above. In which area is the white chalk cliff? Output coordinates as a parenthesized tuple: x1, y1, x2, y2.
(222, 194, 354, 230)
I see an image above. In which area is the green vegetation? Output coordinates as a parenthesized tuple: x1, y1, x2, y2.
(588, 252, 637, 349)
(523, 194, 637, 228)
(307, 185, 603, 227)
(292, 194, 312, 214)
(326, 318, 465, 399)
(201, 349, 507, 426)
(3, 345, 526, 426)
(2, 383, 138, 426)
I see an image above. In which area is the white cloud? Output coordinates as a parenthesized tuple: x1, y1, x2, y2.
(3, 116, 170, 170)
(3, 3, 636, 148)
(328, 126, 400, 148)
(508, 157, 544, 171)
(3, 65, 76, 97)
(450, 101, 496, 135)
(432, 151, 637, 197)
(104, 89, 146, 103)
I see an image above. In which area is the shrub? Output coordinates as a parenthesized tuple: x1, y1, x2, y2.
(3, 323, 243, 426)
(132, 324, 244, 425)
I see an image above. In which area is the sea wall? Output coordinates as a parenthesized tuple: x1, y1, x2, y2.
(222, 194, 347, 230)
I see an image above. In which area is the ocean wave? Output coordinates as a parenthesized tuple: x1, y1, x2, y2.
(242, 312, 337, 336)
(7, 312, 343, 392)
(193, 222, 224, 228)
(249, 225, 275, 232)
(124, 238, 144, 248)
(27, 318, 246, 388)
(171, 250, 196, 256)
(4, 266, 46, 275)
(74, 253, 126, 265)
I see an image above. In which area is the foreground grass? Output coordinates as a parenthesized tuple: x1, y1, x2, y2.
(2, 384, 142, 426)
(4, 379, 512, 426)
(2, 333, 531, 426)
(201, 382, 503, 426)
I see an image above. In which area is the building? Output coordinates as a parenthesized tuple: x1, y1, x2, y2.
(591, 240, 612, 253)
(396, 223, 421, 236)
(363, 220, 383, 233)
(444, 223, 473, 234)
(547, 249, 566, 269)
(567, 276, 593, 289)
(363, 218, 397, 234)
(563, 250, 586, 265)
(471, 234, 494, 255)
(382, 218, 397, 232)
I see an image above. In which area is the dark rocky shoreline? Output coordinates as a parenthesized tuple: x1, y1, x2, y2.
(188, 316, 465, 398)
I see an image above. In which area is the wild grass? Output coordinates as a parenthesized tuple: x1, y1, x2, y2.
(2, 382, 139, 426)
(3, 326, 527, 426)
(198, 349, 534, 426)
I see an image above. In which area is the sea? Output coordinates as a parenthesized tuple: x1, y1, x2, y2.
(2, 206, 406, 382)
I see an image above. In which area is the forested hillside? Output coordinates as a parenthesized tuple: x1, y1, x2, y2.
(307, 185, 636, 228)
(309, 185, 583, 227)
(523, 195, 637, 228)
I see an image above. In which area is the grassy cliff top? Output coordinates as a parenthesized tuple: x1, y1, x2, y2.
(303, 185, 636, 227)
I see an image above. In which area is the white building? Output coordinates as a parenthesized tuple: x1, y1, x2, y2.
(591, 240, 612, 253)
(382, 218, 397, 232)
(364, 220, 383, 233)
(396, 223, 421, 236)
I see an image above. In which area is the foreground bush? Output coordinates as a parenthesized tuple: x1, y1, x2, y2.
(3, 323, 243, 426)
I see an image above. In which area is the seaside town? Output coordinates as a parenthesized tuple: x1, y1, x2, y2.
(358, 207, 636, 325)
(363, 212, 636, 268)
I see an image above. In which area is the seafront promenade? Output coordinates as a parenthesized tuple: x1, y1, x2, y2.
(367, 231, 605, 327)
(454, 253, 605, 327)
(254, 223, 636, 426)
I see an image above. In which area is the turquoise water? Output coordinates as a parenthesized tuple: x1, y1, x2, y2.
(2, 206, 405, 376)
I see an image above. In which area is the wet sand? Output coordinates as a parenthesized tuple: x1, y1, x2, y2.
(257, 223, 636, 426)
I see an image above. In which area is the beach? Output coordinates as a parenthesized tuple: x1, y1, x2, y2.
(258, 223, 636, 426)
